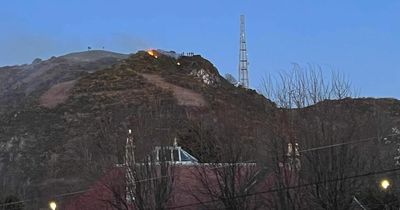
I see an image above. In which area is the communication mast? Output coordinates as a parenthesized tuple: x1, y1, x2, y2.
(239, 15, 249, 88)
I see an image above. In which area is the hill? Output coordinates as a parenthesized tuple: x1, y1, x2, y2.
(0, 50, 399, 208)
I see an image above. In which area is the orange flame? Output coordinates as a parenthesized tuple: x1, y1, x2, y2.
(147, 50, 158, 58)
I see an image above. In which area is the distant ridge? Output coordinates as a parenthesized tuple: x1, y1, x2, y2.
(59, 50, 129, 62)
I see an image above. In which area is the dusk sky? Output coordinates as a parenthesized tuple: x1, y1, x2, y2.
(1, 1, 399, 98)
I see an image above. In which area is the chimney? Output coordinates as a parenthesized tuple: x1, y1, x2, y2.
(286, 142, 301, 171)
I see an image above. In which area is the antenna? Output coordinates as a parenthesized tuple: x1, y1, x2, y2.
(239, 15, 249, 88)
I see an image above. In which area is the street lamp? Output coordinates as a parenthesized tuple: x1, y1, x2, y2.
(380, 179, 390, 190)
(49, 201, 57, 210)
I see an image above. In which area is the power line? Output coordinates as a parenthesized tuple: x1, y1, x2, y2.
(0, 174, 171, 208)
(7, 163, 395, 209)
(300, 133, 400, 153)
(167, 167, 400, 209)
(2, 134, 398, 208)
(0, 189, 88, 208)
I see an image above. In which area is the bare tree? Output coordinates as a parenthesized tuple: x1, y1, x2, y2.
(192, 140, 264, 210)
(103, 138, 175, 210)
(262, 107, 367, 210)
(297, 104, 368, 210)
(262, 119, 305, 210)
(261, 64, 356, 108)
(188, 111, 266, 210)
(87, 97, 181, 210)
(259, 66, 373, 209)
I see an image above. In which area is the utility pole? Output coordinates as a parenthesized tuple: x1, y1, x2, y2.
(239, 15, 249, 88)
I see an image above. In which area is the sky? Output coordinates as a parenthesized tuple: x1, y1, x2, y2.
(1, 0, 399, 98)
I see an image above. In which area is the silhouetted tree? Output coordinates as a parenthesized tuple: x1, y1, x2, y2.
(190, 111, 266, 210)
(261, 64, 356, 108)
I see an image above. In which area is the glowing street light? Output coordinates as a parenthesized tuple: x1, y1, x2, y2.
(49, 201, 57, 210)
(380, 179, 390, 190)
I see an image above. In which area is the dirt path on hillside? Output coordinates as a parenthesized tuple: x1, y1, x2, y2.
(141, 73, 207, 107)
(39, 80, 76, 108)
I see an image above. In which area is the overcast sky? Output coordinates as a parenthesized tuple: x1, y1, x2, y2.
(1, 0, 399, 98)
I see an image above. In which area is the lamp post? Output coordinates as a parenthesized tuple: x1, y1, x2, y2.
(380, 179, 391, 210)
(49, 201, 57, 210)
(381, 179, 390, 190)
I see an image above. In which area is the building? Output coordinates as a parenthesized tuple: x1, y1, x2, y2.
(62, 133, 299, 210)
